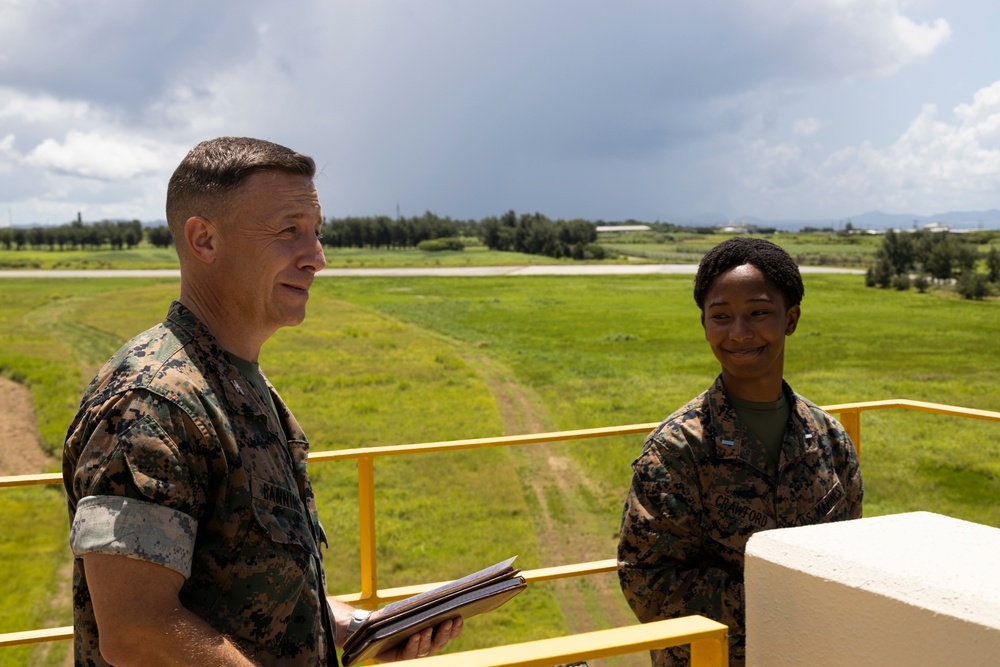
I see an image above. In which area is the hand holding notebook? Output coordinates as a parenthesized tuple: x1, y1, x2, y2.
(341, 556, 527, 666)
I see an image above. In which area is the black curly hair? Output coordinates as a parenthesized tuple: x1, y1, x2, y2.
(693, 237, 804, 310)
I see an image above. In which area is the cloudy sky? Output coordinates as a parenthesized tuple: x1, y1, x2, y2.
(1, 0, 998, 226)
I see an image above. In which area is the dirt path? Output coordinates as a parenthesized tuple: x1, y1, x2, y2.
(0, 377, 54, 476)
(461, 353, 645, 667)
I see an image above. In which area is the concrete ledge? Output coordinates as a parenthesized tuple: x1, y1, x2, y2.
(745, 512, 1000, 667)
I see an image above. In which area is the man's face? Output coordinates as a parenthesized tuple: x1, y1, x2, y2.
(700, 263, 800, 401)
(214, 170, 326, 338)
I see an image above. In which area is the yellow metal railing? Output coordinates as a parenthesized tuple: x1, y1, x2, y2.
(2, 617, 729, 667)
(3, 398, 999, 664)
(823, 399, 1000, 459)
(405, 616, 729, 667)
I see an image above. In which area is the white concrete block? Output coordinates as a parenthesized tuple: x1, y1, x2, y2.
(745, 512, 1000, 667)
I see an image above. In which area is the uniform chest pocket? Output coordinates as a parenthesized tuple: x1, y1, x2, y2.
(704, 490, 775, 556)
(200, 476, 320, 648)
(780, 445, 847, 527)
(250, 475, 319, 555)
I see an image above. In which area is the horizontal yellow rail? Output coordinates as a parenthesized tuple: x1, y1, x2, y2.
(1, 425, 662, 490)
(823, 398, 1000, 422)
(824, 398, 1000, 459)
(0, 560, 621, 647)
(0, 472, 61, 489)
(308, 422, 661, 462)
(0, 627, 72, 648)
(0, 560, 617, 648)
(7, 398, 998, 491)
(406, 615, 729, 667)
(337, 559, 617, 605)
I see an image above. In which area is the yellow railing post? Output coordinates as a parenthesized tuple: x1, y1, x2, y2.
(357, 455, 378, 607)
(837, 407, 862, 459)
(691, 635, 729, 667)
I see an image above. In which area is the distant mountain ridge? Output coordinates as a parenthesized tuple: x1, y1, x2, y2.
(848, 209, 1000, 230)
(671, 209, 1000, 232)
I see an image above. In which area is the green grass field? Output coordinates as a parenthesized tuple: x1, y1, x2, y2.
(0, 243, 622, 271)
(0, 246, 183, 270)
(599, 231, 882, 266)
(1, 267, 998, 666)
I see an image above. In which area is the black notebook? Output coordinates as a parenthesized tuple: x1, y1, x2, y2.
(340, 556, 527, 666)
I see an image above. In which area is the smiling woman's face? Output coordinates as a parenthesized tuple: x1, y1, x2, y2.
(700, 263, 800, 401)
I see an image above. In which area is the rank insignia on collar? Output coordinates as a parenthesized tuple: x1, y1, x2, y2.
(232, 379, 244, 395)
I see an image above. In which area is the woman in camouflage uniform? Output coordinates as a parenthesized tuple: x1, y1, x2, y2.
(617, 237, 863, 667)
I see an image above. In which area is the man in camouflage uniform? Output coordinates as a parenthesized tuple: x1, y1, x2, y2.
(617, 238, 862, 667)
(63, 137, 461, 666)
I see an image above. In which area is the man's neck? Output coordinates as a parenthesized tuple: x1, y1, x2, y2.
(178, 288, 267, 362)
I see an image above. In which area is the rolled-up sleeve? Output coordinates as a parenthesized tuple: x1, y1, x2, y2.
(65, 389, 211, 578)
(70, 495, 198, 578)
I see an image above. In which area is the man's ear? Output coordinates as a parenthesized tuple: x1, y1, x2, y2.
(785, 304, 801, 336)
(184, 216, 219, 264)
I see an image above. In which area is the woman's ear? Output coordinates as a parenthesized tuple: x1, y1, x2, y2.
(785, 304, 801, 336)
(184, 216, 219, 264)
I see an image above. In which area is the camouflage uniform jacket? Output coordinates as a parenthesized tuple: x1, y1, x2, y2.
(63, 301, 336, 666)
(617, 376, 862, 667)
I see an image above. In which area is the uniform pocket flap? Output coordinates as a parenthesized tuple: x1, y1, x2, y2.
(250, 475, 319, 555)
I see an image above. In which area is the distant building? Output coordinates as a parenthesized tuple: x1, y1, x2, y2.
(718, 220, 751, 233)
(922, 221, 952, 233)
(596, 225, 651, 233)
(888, 221, 954, 234)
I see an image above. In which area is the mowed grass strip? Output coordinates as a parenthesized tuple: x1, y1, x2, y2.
(0, 246, 183, 271)
(0, 278, 179, 456)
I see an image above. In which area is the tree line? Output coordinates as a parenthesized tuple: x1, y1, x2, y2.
(0, 220, 162, 251)
(320, 211, 478, 249)
(2, 211, 605, 260)
(479, 210, 605, 259)
(321, 210, 604, 258)
(866, 229, 1000, 299)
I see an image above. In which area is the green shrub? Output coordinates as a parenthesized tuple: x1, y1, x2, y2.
(417, 238, 465, 252)
(956, 271, 990, 300)
(866, 258, 893, 288)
